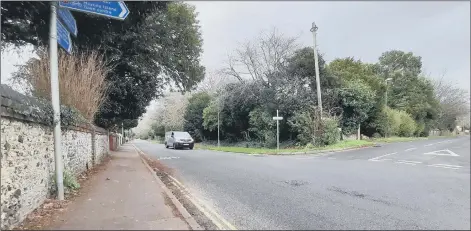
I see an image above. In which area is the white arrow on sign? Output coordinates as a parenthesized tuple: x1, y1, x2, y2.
(118, 2, 128, 18)
(423, 149, 459, 157)
(273, 116, 283, 121)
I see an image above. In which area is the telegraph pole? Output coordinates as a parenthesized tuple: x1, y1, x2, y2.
(50, 2, 64, 200)
(310, 22, 323, 118)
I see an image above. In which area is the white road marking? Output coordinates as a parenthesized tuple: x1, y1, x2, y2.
(368, 152, 397, 161)
(424, 140, 453, 147)
(404, 148, 417, 152)
(397, 160, 422, 164)
(423, 149, 459, 157)
(395, 161, 417, 165)
(295, 156, 318, 160)
(369, 158, 392, 162)
(158, 156, 180, 160)
(428, 164, 462, 170)
(429, 164, 462, 168)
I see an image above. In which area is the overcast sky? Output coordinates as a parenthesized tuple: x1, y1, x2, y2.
(1, 1, 469, 91)
(192, 1, 470, 90)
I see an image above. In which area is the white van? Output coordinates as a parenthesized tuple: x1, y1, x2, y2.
(165, 131, 194, 150)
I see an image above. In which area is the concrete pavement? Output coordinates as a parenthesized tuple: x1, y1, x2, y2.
(133, 136, 470, 230)
(49, 144, 195, 230)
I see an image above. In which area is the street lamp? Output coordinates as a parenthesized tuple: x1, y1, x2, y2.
(310, 22, 322, 118)
(385, 78, 393, 107)
(385, 78, 393, 138)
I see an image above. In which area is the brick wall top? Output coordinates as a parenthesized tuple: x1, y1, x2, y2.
(1, 84, 107, 134)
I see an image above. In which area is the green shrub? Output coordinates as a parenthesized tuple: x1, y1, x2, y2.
(263, 130, 277, 148)
(50, 170, 80, 196)
(63, 171, 80, 190)
(305, 143, 315, 149)
(318, 117, 341, 145)
(415, 122, 425, 137)
(372, 132, 382, 138)
(288, 109, 340, 146)
(397, 111, 416, 137)
(384, 107, 401, 136)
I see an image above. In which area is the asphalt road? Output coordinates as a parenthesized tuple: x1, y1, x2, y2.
(133, 136, 470, 230)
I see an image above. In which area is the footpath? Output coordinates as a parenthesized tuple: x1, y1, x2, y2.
(47, 144, 199, 230)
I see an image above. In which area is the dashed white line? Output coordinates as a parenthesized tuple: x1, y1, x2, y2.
(429, 163, 462, 168)
(368, 152, 397, 161)
(404, 148, 417, 152)
(424, 140, 453, 147)
(397, 160, 422, 164)
(395, 160, 422, 165)
(396, 162, 417, 165)
(158, 156, 180, 160)
(428, 165, 461, 170)
(369, 158, 392, 162)
(427, 164, 462, 170)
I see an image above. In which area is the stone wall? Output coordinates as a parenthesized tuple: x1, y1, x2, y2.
(1, 85, 110, 229)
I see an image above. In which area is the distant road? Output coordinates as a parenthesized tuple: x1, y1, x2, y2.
(133, 136, 470, 230)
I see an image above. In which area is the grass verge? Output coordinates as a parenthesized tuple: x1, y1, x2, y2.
(370, 136, 427, 143)
(195, 140, 374, 155)
(195, 134, 463, 155)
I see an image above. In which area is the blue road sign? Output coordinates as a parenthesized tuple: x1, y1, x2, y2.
(57, 19, 72, 54)
(58, 8, 77, 36)
(58, 1, 129, 20)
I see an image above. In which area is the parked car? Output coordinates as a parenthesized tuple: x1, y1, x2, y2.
(165, 131, 194, 150)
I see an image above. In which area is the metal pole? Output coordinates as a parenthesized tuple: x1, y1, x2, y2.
(385, 85, 388, 107)
(384, 78, 391, 137)
(276, 110, 280, 152)
(311, 22, 322, 118)
(217, 111, 220, 148)
(50, 1, 64, 200)
(122, 122, 124, 144)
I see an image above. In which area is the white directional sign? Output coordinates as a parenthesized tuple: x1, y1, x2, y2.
(273, 116, 283, 121)
(59, 1, 130, 20)
(423, 149, 459, 157)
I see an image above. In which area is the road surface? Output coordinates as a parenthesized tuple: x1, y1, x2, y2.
(133, 136, 470, 230)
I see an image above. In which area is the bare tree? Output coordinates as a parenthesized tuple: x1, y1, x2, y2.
(159, 92, 190, 131)
(196, 70, 232, 94)
(222, 27, 299, 86)
(431, 74, 470, 130)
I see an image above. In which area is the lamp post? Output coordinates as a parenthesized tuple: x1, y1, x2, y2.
(385, 78, 393, 137)
(385, 78, 393, 107)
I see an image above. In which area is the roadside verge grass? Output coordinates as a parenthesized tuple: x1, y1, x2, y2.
(371, 135, 461, 143)
(370, 136, 427, 143)
(195, 135, 463, 155)
(195, 140, 374, 155)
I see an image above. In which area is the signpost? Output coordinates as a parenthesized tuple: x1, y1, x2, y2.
(58, 8, 77, 36)
(58, 1, 130, 20)
(57, 19, 72, 54)
(272, 110, 283, 152)
(49, 1, 130, 201)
